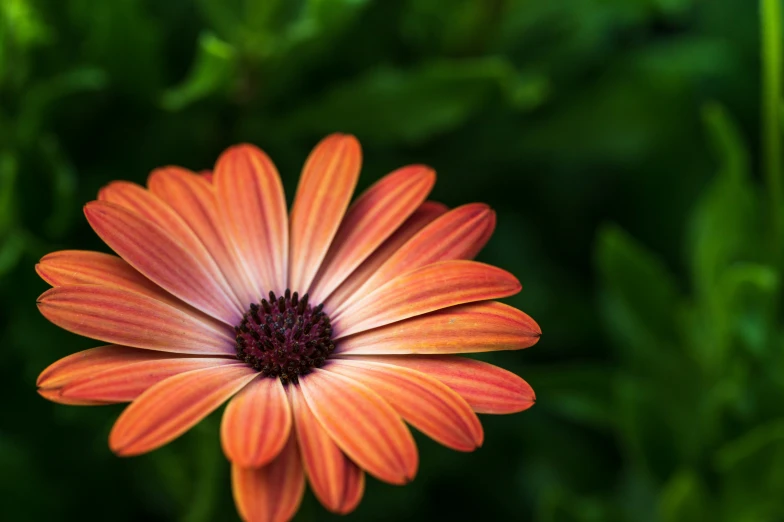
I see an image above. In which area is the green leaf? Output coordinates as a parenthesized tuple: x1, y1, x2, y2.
(684, 103, 763, 371)
(161, 33, 237, 111)
(595, 224, 682, 361)
(659, 469, 711, 522)
(689, 102, 758, 295)
(715, 419, 784, 472)
(16, 68, 108, 145)
(530, 364, 614, 429)
(284, 58, 547, 144)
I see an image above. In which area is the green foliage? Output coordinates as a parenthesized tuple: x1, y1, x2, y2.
(594, 103, 784, 521)
(0, 0, 773, 521)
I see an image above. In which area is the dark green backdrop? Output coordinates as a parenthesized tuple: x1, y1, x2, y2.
(2, 1, 782, 521)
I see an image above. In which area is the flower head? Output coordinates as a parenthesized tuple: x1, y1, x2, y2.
(36, 134, 541, 521)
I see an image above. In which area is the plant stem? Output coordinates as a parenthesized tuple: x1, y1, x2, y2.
(762, 0, 783, 258)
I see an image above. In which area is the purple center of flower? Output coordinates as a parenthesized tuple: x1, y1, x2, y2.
(234, 290, 334, 384)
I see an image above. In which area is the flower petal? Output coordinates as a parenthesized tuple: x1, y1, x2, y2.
(333, 260, 521, 338)
(299, 368, 417, 485)
(343, 355, 536, 414)
(85, 200, 242, 324)
(289, 134, 361, 294)
(148, 167, 258, 308)
(38, 387, 110, 406)
(109, 364, 256, 456)
(335, 301, 540, 354)
(62, 356, 239, 403)
(38, 285, 234, 355)
(324, 201, 447, 312)
(309, 165, 435, 303)
(231, 434, 305, 522)
(330, 203, 495, 316)
(288, 384, 364, 514)
(215, 144, 289, 295)
(36, 250, 194, 312)
(37, 345, 161, 389)
(221, 377, 292, 468)
(327, 359, 483, 451)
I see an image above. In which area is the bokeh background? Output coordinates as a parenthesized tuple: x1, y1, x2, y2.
(1, 0, 781, 520)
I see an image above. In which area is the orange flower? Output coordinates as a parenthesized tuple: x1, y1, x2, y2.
(36, 134, 541, 521)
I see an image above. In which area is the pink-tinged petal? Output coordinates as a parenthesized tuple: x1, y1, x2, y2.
(336, 301, 540, 354)
(37, 345, 164, 389)
(221, 377, 292, 468)
(99, 181, 242, 306)
(231, 435, 305, 522)
(343, 355, 536, 414)
(288, 385, 365, 514)
(85, 201, 242, 324)
(109, 364, 256, 456)
(327, 359, 483, 452)
(63, 357, 239, 403)
(325, 201, 448, 311)
(38, 387, 110, 406)
(289, 134, 361, 294)
(333, 260, 521, 338)
(36, 250, 196, 312)
(331, 203, 495, 316)
(37, 285, 234, 355)
(200, 170, 213, 182)
(309, 165, 435, 303)
(148, 167, 258, 308)
(299, 368, 417, 485)
(215, 144, 289, 295)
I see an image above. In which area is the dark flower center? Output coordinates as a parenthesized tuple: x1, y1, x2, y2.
(234, 289, 334, 384)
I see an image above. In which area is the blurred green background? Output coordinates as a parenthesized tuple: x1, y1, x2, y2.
(2, 0, 782, 520)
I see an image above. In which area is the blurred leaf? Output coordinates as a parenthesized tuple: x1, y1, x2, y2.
(532, 364, 614, 429)
(16, 68, 108, 145)
(67, 0, 163, 96)
(161, 32, 237, 111)
(285, 58, 547, 144)
(716, 419, 784, 472)
(685, 103, 761, 371)
(39, 135, 78, 238)
(595, 224, 682, 360)
(689, 102, 757, 296)
(658, 469, 710, 522)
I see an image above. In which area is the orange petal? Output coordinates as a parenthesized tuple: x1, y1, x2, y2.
(333, 260, 521, 338)
(288, 384, 365, 514)
(345, 355, 536, 414)
(324, 201, 448, 311)
(336, 301, 540, 354)
(37, 345, 161, 389)
(299, 368, 417, 485)
(109, 364, 256, 456)
(84, 200, 242, 324)
(231, 434, 305, 522)
(215, 144, 289, 295)
(309, 165, 435, 303)
(327, 359, 483, 452)
(36, 250, 200, 313)
(221, 377, 292, 468)
(331, 203, 495, 316)
(63, 356, 239, 403)
(38, 387, 112, 406)
(98, 182, 242, 309)
(289, 134, 361, 294)
(37, 285, 234, 354)
(148, 167, 258, 308)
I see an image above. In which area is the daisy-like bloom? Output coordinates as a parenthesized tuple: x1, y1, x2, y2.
(36, 134, 540, 522)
